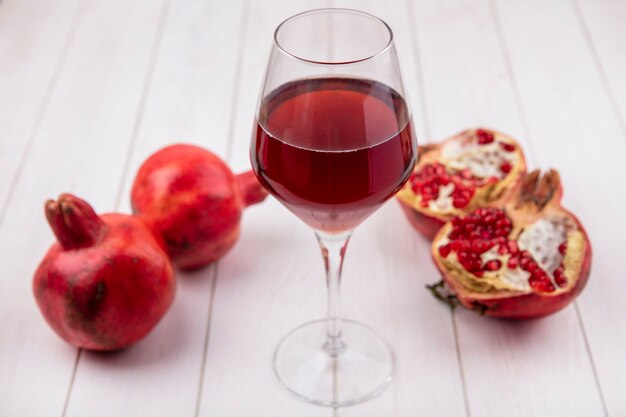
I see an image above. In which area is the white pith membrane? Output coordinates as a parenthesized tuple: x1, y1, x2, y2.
(397, 130, 524, 217)
(428, 183, 455, 212)
(440, 136, 518, 179)
(435, 213, 586, 295)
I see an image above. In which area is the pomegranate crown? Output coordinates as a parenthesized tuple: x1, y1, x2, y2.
(513, 169, 561, 214)
(45, 194, 107, 250)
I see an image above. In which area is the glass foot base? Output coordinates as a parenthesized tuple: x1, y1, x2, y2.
(273, 319, 394, 407)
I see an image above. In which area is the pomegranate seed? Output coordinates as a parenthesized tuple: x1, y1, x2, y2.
(558, 242, 567, 255)
(439, 245, 451, 258)
(498, 245, 509, 255)
(507, 256, 519, 269)
(468, 261, 482, 272)
(496, 219, 508, 229)
(554, 267, 567, 287)
(499, 142, 516, 152)
(473, 270, 484, 278)
(460, 189, 473, 199)
(476, 129, 495, 145)
(528, 276, 541, 290)
(495, 227, 509, 238)
(507, 241, 519, 253)
(475, 241, 494, 253)
(485, 260, 502, 271)
(494, 237, 506, 244)
(519, 257, 529, 268)
(529, 276, 555, 292)
(500, 161, 512, 174)
(452, 198, 469, 208)
(525, 262, 538, 273)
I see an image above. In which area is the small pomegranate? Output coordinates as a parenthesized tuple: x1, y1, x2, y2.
(131, 144, 268, 270)
(429, 169, 592, 319)
(33, 194, 175, 350)
(397, 128, 526, 239)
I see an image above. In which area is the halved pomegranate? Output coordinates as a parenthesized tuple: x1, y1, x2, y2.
(429, 169, 592, 319)
(397, 128, 526, 239)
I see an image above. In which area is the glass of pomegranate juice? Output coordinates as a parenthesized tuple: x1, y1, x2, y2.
(250, 9, 417, 407)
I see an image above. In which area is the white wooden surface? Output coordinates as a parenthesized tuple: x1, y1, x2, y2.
(0, 0, 624, 416)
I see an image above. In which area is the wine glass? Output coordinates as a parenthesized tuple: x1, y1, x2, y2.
(250, 8, 417, 407)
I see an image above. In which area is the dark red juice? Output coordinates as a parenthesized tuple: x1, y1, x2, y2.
(251, 77, 416, 232)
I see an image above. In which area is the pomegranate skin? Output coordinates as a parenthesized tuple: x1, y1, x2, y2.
(131, 144, 267, 271)
(398, 199, 445, 240)
(33, 197, 175, 350)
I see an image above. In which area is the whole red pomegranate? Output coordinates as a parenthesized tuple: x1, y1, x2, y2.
(397, 128, 526, 239)
(131, 144, 268, 270)
(429, 170, 592, 319)
(33, 194, 175, 350)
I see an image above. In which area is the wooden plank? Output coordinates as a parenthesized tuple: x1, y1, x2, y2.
(574, 4, 626, 413)
(0, 0, 81, 217)
(0, 0, 166, 415)
(493, 0, 626, 415)
(409, 0, 607, 416)
(576, 0, 626, 135)
(328, 1, 467, 415)
(64, 0, 246, 415)
(412, 0, 527, 141)
(197, 0, 341, 416)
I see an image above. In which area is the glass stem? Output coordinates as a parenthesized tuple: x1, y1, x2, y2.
(316, 230, 352, 357)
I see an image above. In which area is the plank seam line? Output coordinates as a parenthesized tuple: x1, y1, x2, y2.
(0, 0, 85, 230)
(60, 1, 171, 413)
(405, 0, 431, 141)
(194, 264, 219, 417)
(113, 0, 172, 210)
(406, 2, 469, 415)
(195, 1, 250, 414)
(405, 1, 469, 415)
(452, 311, 472, 417)
(61, 349, 83, 417)
(574, 302, 610, 417)
(486, 0, 537, 163)
(571, 0, 626, 141)
(490, 0, 610, 415)
(224, 0, 251, 163)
